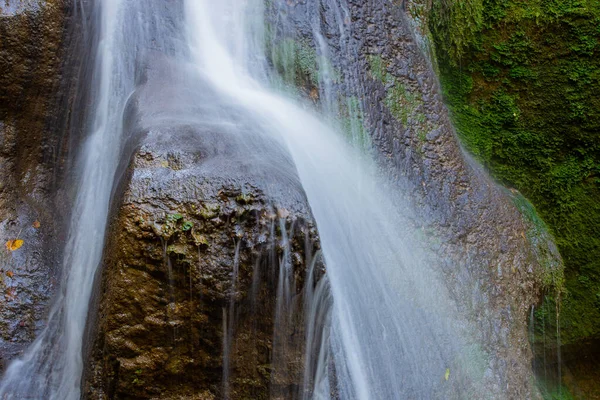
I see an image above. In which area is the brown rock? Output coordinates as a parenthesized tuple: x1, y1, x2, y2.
(83, 83, 324, 399)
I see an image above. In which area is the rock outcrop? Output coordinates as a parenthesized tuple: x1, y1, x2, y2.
(83, 67, 324, 399)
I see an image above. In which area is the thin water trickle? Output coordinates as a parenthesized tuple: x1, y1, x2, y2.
(530, 305, 536, 374)
(222, 240, 241, 399)
(301, 252, 332, 400)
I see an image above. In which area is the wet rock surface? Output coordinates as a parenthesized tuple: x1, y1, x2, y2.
(0, 0, 80, 369)
(266, 0, 561, 398)
(0, 0, 43, 16)
(84, 69, 324, 399)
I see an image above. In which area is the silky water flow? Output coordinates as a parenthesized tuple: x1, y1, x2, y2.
(0, 1, 488, 399)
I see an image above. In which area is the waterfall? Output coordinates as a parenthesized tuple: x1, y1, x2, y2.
(0, 0, 487, 398)
(0, 1, 187, 398)
(185, 0, 483, 398)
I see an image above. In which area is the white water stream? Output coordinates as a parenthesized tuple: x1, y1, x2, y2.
(0, 1, 483, 398)
(0, 1, 187, 398)
(185, 2, 481, 398)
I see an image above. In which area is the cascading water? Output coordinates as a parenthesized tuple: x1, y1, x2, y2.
(186, 1, 484, 397)
(0, 1, 187, 398)
(0, 0, 489, 398)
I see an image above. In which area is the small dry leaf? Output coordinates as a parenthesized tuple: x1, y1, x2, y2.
(6, 271, 14, 278)
(32, 220, 41, 229)
(5, 288, 16, 301)
(5, 239, 24, 252)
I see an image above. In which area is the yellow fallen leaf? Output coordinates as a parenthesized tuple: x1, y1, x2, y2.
(5, 287, 16, 301)
(445, 368, 450, 381)
(32, 220, 41, 229)
(5, 239, 24, 251)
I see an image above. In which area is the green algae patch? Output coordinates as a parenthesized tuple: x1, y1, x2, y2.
(338, 95, 370, 150)
(368, 55, 390, 84)
(511, 191, 564, 293)
(368, 54, 427, 140)
(385, 80, 424, 127)
(269, 35, 319, 89)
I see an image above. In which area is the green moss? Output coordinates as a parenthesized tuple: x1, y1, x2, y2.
(368, 54, 428, 141)
(368, 55, 390, 84)
(198, 204, 220, 220)
(167, 213, 183, 222)
(385, 80, 424, 127)
(338, 96, 370, 150)
(270, 36, 319, 89)
(132, 368, 143, 385)
(511, 192, 564, 292)
(432, 0, 600, 344)
(431, 0, 484, 64)
(235, 193, 254, 205)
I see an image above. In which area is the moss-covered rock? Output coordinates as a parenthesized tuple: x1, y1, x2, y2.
(431, 0, 600, 347)
(430, 0, 600, 395)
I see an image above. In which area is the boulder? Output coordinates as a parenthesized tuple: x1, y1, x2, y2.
(84, 67, 324, 399)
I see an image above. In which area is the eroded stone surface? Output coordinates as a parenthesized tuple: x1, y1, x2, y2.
(0, 0, 72, 367)
(0, 0, 42, 16)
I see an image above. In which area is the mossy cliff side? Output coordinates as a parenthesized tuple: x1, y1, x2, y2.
(430, 0, 600, 395)
(431, 0, 600, 346)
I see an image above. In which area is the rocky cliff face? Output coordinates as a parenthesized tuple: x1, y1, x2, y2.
(428, 0, 600, 396)
(265, 0, 561, 397)
(0, 0, 81, 368)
